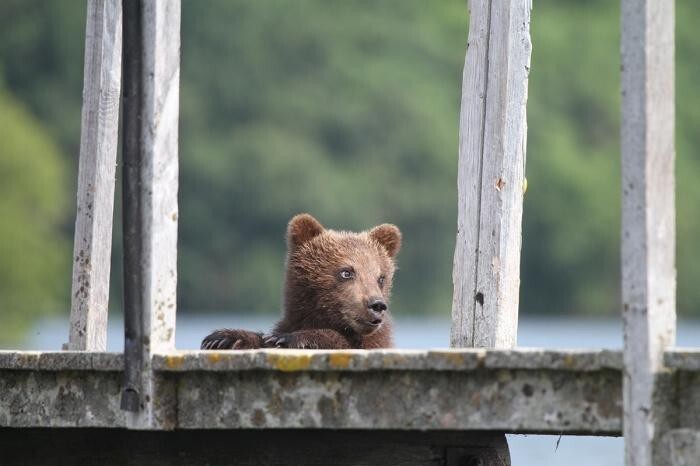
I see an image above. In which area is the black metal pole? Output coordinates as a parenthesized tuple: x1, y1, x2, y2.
(120, 0, 144, 413)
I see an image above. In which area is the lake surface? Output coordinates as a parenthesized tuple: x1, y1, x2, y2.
(16, 314, 700, 466)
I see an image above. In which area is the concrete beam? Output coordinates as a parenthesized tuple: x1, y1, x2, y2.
(152, 348, 623, 372)
(0, 351, 123, 371)
(0, 349, 622, 434)
(665, 349, 700, 371)
(662, 429, 700, 466)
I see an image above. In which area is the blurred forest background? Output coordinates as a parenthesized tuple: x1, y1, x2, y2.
(1, 0, 699, 344)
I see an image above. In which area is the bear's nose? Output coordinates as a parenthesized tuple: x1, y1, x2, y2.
(368, 299, 387, 314)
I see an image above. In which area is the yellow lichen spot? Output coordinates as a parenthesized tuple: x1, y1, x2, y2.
(430, 350, 466, 367)
(266, 353, 312, 372)
(563, 354, 575, 368)
(207, 353, 222, 364)
(382, 353, 412, 366)
(445, 352, 467, 367)
(328, 353, 353, 369)
(164, 355, 184, 369)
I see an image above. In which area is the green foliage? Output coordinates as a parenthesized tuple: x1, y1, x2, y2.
(675, 1, 700, 316)
(177, 0, 465, 312)
(0, 86, 68, 342)
(523, 0, 700, 315)
(522, 0, 622, 314)
(0, 0, 699, 342)
(0, 1, 85, 159)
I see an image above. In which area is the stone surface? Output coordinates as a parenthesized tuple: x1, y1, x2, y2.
(665, 349, 700, 371)
(174, 366, 621, 434)
(0, 351, 123, 371)
(0, 370, 125, 428)
(662, 429, 700, 466)
(676, 371, 700, 431)
(0, 349, 625, 433)
(152, 348, 623, 372)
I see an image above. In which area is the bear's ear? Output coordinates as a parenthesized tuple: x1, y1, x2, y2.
(369, 224, 401, 258)
(287, 213, 325, 251)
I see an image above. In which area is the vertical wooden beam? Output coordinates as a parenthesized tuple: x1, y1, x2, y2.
(67, 0, 122, 351)
(451, 0, 532, 349)
(450, 1, 531, 464)
(121, 0, 179, 429)
(621, 0, 676, 464)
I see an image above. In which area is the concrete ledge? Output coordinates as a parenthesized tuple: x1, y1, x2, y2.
(0, 349, 623, 372)
(665, 348, 700, 371)
(174, 365, 621, 434)
(662, 429, 700, 466)
(0, 349, 628, 433)
(0, 351, 123, 371)
(0, 369, 125, 427)
(153, 348, 623, 372)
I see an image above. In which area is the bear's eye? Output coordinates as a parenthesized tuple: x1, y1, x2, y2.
(378, 275, 386, 288)
(339, 269, 354, 280)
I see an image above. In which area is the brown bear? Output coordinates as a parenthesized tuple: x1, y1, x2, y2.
(201, 213, 401, 349)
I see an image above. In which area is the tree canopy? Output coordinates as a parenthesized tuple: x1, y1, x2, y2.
(0, 0, 699, 345)
(0, 85, 68, 342)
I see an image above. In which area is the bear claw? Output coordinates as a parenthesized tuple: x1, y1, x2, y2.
(263, 334, 290, 348)
(201, 329, 263, 350)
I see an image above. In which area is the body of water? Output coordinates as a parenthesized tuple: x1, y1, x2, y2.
(16, 314, 700, 466)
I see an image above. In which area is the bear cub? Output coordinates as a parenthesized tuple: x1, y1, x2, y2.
(201, 213, 401, 350)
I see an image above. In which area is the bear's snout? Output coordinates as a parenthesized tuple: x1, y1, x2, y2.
(367, 298, 387, 315)
(366, 298, 387, 326)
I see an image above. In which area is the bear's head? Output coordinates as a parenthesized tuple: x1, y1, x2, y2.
(283, 213, 401, 337)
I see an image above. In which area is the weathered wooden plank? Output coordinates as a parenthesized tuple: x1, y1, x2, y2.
(120, 0, 180, 429)
(621, 0, 676, 464)
(451, 0, 490, 350)
(140, 0, 180, 353)
(67, 0, 122, 351)
(451, 2, 532, 462)
(451, 0, 532, 349)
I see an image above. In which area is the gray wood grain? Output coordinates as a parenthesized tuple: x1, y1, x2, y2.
(621, 0, 676, 465)
(126, 0, 180, 429)
(67, 0, 122, 351)
(450, 3, 532, 463)
(451, 0, 532, 349)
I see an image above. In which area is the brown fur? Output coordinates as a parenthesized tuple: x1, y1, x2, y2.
(201, 213, 401, 350)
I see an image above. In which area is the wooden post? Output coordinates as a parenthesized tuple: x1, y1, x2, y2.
(450, 1, 531, 464)
(67, 0, 122, 351)
(120, 0, 179, 429)
(621, 0, 675, 464)
(451, 0, 531, 349)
